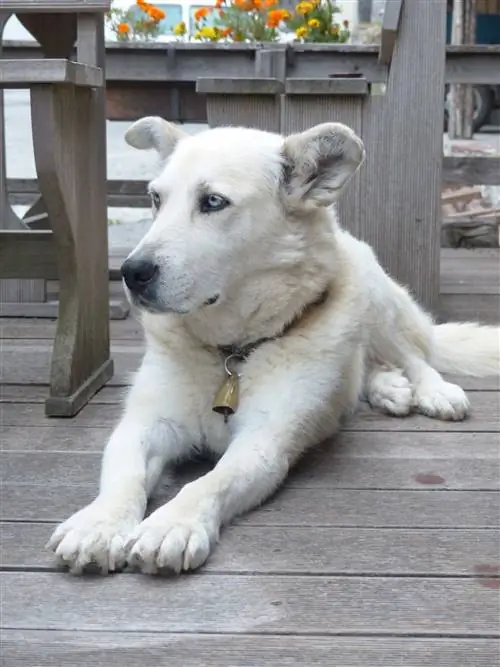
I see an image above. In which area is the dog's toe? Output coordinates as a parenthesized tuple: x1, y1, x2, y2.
(47, 502, 137, 574)
(413, 380, 470, 421)
(367, 369, 413, 417)
(127, 501, 217, 574)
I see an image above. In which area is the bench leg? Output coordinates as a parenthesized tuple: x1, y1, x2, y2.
(31, 84, 113, 417)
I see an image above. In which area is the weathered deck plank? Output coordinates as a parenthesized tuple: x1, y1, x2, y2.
(3, 485, 498, 527)
(2, 439, 498, 490)
(1, 392, 497, 430)
(1, 246, 498, 665)
(2, 631, 498, 667)
(3, 571, 499, 635)
(3, 522, 499, 576)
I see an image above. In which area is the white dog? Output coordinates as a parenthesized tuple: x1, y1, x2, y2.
(47, 119, 499, 575)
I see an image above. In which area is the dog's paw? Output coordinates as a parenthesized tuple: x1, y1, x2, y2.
(367, 369, 413, 417)
(413, 380, 470, 421)
(46, 501, 139, 575)
(126, 497, 219, 575)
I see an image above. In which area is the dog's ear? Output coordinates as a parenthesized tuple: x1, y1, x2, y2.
(281, 122, 365, 208)
(124, 116, 188, 160)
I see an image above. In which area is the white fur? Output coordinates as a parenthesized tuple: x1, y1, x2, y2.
(47, 119, 499, 575)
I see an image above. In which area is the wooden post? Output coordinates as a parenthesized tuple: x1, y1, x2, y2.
(449, 0, 477, 139)
(358, 0, 446, 313)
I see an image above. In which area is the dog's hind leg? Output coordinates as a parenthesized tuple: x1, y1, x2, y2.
(365, 364, 413, 417)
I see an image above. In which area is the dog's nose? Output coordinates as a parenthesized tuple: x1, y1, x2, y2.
(121, 258, 158, 292)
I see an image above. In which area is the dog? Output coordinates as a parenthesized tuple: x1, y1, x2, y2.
(47, 119, 499, 575)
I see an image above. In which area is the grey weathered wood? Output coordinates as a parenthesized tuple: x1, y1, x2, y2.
(440, 248, 500, 294)
(361, 0, 446, 312)
(0, 59, 103, 87)
(440, 293, 500, 325)
(3, 522, 499, 576)
(0, 316, 143, 341)
(3, 434, 498, 489)
(2, 632, 499, 667)
(3, 482, 498, 527)
(9, 154, 500, 208)
(284, 78, 368, 95)
(445, 45, 500, 84)
(3, 571, 499, 635)
(0, 230, 57, 279)
(2, 42, 498, 87)
(197, 77, 284, 95)
(1, 380, 498, 431)
(3, 634, 498, 667)
(1, 0, 110, 10)
(378, 0, 403, 65)
(17, 9, 113, 416)
(0, 14, 46, 307)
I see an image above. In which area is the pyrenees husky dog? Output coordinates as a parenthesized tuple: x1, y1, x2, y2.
(48, 119, 499, 575)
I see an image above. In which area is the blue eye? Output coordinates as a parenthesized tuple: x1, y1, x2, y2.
(200, 193, 230, 213)
(150, 191, 161, 209)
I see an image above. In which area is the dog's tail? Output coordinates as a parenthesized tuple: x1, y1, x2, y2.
(431, 322, 500, 377)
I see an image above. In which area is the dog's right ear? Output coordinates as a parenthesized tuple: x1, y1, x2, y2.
(124, 116, 188, 160)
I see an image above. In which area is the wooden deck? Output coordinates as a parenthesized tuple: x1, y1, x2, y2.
(1, 248, 499, 666)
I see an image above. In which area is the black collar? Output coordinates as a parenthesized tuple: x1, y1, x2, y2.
(217, 288, 329, 361)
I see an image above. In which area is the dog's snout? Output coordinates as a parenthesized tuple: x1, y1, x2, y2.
(121, 258, 158, 293)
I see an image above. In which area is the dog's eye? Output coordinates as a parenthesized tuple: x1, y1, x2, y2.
(200, 193, 230, 214)
(150, 191, 161, 210)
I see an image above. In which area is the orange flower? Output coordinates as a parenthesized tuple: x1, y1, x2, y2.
(233, 0, 254, 10)
(117, 22, 130, 33)
(148, 6, 166, 20)
(266, 8, 290, 27)
(265, 0, 278, 7)
(194, 6, 211, 20)
(220, 26, 232, 37)
(253, 0, 263, 8)
(215, 0, 224, 7)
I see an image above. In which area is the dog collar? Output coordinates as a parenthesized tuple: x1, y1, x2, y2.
(212, 288, 329, 422)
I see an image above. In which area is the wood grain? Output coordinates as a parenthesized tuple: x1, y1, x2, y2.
(3, 522, 499, 576)
(2, 438, 498, 490)
(2, 631, 498, 667)
(2, 571, 499, 635)
(3, 485, 498, 527)
(2, 392, 497, 430)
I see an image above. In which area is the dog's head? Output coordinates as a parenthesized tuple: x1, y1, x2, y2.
(121, 118, 365, 343)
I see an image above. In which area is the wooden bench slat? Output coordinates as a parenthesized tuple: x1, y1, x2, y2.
(0, 230, 58, 280)
(196, 77, 284, 95)
(284, 77, 369, 96)
(0, 59, 103, 88)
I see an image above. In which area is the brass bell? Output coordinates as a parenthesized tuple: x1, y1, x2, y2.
(212, 373, 240, 423)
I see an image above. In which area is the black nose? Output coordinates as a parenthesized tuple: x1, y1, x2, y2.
(121, 258, 158, 293)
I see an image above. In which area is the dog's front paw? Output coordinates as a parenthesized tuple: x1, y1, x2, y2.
(413, 380, 470, 421)
(46, 501, 139, 574)
(126, 496, 220, 575)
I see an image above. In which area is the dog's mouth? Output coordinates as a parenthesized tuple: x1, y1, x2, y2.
(203, 294, 220, 306)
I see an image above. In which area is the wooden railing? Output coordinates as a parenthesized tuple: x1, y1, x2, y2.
(7, 157, 500, 210)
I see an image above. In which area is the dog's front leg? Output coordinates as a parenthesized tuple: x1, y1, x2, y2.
(47, 355, 196, 574)
(126, 428, 292, 575)
(127, 347, 362, 575)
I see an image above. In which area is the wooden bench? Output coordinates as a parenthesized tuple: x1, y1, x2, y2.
(0, 1, 114, 417)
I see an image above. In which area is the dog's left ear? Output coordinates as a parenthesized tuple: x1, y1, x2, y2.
(281, 122, 365, 208)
